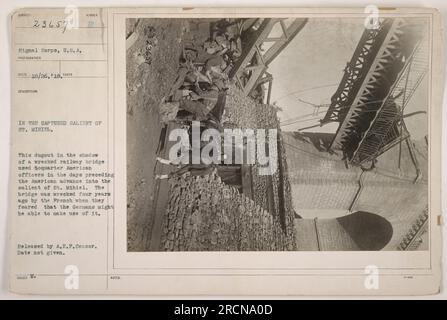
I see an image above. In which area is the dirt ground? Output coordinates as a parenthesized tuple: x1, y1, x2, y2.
(126, 18, 215, 251)
(126, 19, 183, 251)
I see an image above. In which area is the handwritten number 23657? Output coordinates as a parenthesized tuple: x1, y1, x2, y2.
(32, 20, 69, 33)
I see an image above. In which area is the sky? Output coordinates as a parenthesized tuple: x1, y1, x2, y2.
(267, 18, 429, 141)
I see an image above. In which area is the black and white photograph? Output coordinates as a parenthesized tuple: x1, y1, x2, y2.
(4, 3, 446, 297)
(126, 17, 429, 252)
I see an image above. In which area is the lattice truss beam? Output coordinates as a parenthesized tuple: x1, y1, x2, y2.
(230, 18, 308, 103)
(398, 207, 429, 251)
(322, 18, 428, 166)
(351, 34, 429, 165)
(321, 21, 387, 124)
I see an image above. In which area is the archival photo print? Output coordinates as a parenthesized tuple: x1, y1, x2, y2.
(126, 17, 429, 252)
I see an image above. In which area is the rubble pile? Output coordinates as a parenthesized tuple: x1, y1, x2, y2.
(223, 83, 280, 129)
(161, 171, 294, 251)
(158, 19, 244, 127)
(134, 19, 297, 251)
(223, 83, 289, 215)
(159, 80, 297, 251)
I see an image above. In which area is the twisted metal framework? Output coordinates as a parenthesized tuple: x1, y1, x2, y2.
(397, 207, 429, 251)
(322, 18, 428, 166)
(351, 35, 429, 165)
(230, 18, 308, 103)
(321, 20, 391, 124)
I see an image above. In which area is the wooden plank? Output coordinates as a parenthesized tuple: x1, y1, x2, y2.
(149, 122, 178, 251)
(241, 164, 253, 199)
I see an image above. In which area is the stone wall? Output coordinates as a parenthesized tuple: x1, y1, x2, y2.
(161, 171, 294, 251)
(223, 83, 295, 221)
(283, 131, 429, 250)
(159, 83, 296, 251)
